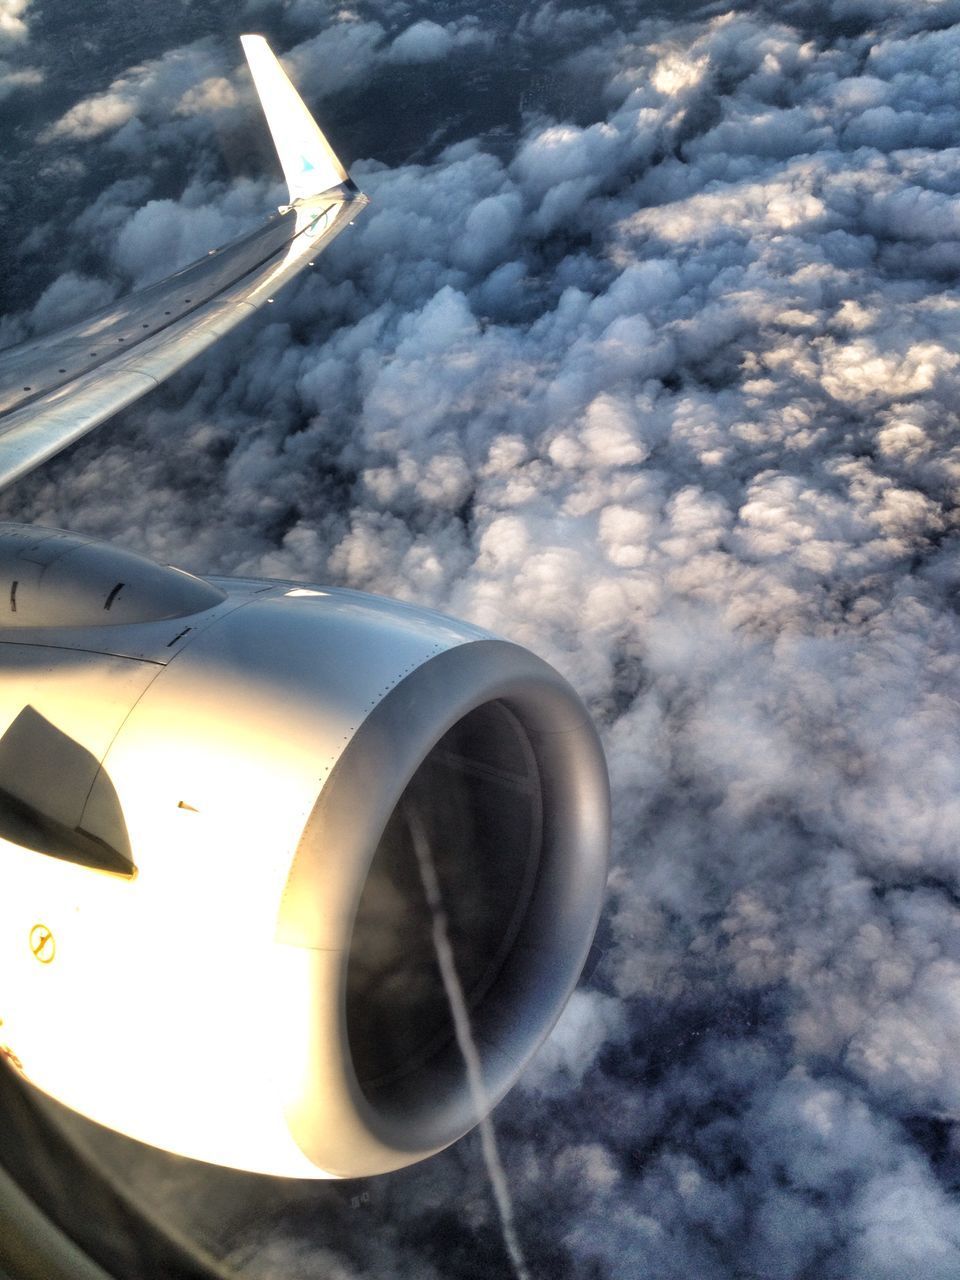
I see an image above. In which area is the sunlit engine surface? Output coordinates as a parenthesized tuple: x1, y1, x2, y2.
(0, 529, 611, 1279)
(348, 701, 543, 1101)
(0, 526, 609, 1194)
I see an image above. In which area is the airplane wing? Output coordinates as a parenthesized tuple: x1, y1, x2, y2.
(0, 34, 367, 492)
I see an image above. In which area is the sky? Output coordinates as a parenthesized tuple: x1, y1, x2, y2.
(4, 0, 960, 1276)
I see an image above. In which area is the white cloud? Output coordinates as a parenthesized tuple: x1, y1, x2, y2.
(0, 0, 29, 44)
(388, 20, 453, 64)
(0, 57, 39, 98)
(521, 990, 628, 1097)
(42, 41, 236, 142)
(284, 19, 388, 97)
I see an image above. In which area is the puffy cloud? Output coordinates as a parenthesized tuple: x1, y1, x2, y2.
(520, 990, 629, 1097)
(111, 178, 279, 286)
(38, 17, 390, 151)
(41, 40, 236, 143)
(283, 19, 388, 97)
(0, 0, 29, 44)
(386, 16, 491, 64)
(0, 58, 39, 98)
(27, 270, 117, 334)
(388, 20, 454, 63)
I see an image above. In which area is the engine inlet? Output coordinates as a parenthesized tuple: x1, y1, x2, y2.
(347, 700, 543, 1093)
(280, 637, 609, 1176)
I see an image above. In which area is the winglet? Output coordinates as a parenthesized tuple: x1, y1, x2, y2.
(0, 36, 367, 492)
(241, 34, 351, 203)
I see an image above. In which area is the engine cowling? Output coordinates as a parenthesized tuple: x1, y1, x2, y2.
(0, 525, 609, 1178)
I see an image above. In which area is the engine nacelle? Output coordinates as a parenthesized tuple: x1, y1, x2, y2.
(0, 525, 609, 1178)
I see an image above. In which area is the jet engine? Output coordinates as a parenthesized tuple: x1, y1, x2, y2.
(0, 523, 609, 1179)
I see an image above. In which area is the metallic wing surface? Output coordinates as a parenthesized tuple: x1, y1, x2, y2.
(0, 34, 366, 491)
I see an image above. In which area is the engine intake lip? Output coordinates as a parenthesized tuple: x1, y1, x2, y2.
(278, 639, 609, 1177)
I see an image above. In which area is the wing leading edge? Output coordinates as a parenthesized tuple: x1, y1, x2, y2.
(0, 35, 366, 492)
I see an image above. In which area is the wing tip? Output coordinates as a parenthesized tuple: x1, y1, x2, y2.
(241, 33, 351, 202)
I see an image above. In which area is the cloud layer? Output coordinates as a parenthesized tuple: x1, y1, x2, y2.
(6, 1, 960, 1277)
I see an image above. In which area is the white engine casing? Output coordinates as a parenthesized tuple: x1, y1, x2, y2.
(0, 525, 609, 1178)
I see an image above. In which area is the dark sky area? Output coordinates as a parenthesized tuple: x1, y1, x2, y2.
(4, 0, 960, 1276)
